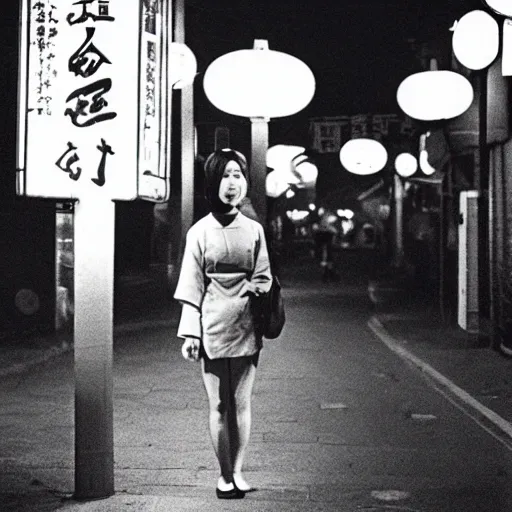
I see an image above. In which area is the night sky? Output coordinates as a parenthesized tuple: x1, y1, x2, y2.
(187, 0, 482, 118)
(185, 0, 483, 204)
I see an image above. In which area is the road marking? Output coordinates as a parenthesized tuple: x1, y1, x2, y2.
(368, 316, 512, 451)
(371, 490, 410, 501)
(320, 402, 348, 410)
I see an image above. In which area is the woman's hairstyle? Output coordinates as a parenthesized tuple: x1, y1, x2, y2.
(204, 148, 248, 213)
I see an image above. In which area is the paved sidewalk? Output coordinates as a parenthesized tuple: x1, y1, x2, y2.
(0, 268, 180, 378)
(2, 249, 512, 511)
(369, 289, 512, 447)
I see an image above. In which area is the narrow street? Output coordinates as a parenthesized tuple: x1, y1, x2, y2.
(1, 249, 512, 511)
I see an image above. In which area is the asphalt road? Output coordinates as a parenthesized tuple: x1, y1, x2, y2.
(1, 250, 511, 511)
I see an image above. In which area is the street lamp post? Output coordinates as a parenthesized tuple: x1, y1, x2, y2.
(250, 116, 270, 225)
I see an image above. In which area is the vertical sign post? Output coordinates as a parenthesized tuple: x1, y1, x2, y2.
(17, 0, 171, 499)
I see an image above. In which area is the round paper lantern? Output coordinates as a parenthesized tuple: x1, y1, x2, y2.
(266, 170, 290, 197)
(204, 46, 316, 118)
(295, 161, 318, 187)
(339, 139, 388, 175)
(266, 144, 305, 170)
(484, 0, 512, 17)
(169, 43, 197, 89)
(452, 11, 499, 70)
(397, 71, 473, 121)
(394, 152, 418, 178)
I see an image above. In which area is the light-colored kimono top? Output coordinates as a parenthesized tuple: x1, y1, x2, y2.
(174, 212, 272, 359)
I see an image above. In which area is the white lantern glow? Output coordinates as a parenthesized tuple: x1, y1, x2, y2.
(266, 145, 305, 170)
(266, 170, 290, 198)
(170, 42, 197, 89)
(295, 161, 318, 187)
(452, 10, 499, 70)
(419, 133, 436, 176)
(394, 152, 418, 178)
(419, 150, 436, 176)
(203, 47, 316, 118)
(397, 70, 473, 121)
(484, 0, 512, 17)
(339, 139, 388, 175)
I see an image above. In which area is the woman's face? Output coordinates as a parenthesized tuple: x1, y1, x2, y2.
(218, 160, 247, 207)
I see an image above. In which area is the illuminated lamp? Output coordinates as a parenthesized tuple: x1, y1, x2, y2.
(339, 138, 388, 175)
(266, 170, 290, 198)
(419, 133, 436, 176)
(267, 144, 305, 170)
(294, 161, 318, 188)
(204, 40, 315, 224)
(397, 67, 473, 121)
(452, 11, 499, 70)
(394, 152, 418, 178)
(203, 44, 315, 118)
(169, 42, 197, 89)
(483, 0, 512, 17)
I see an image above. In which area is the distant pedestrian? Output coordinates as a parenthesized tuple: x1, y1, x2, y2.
(174, 148, 272, 499)
(312, 208, 339, 282)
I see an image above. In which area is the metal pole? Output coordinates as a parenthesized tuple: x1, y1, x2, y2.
(439, 173, 445, 322)
(392, 173, 405, 268)
(175, 0, 194, 236)
(74, 196, 115, 499)
(479, 69, 490, 345)
(250, 117, 269, 226)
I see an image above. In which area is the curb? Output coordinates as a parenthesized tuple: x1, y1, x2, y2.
(368, 315, 512, 451)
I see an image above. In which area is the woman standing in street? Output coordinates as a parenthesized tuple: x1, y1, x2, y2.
(174, 148, 272, 499)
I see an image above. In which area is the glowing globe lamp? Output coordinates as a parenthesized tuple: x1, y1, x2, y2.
(452, 11, 499, 70)
(397, 71, 473, 121)
(394, 152, 418, 178)
(266, 170, 290, 198)
(295, 161, 318, 188)
(484, 0, 512, 17)
(267, 145, 305, 170)
(170, 43, 197, 89)
(339, 138, 388, 175)
(203, 46, 316, 118)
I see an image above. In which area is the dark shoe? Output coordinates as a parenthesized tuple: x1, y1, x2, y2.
(216, 486, 245, 500)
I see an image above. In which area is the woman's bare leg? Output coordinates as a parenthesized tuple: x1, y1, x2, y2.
(228, 356, 257, 490)
(201, 358, 233, 486)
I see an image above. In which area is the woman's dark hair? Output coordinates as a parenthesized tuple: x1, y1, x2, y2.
(204, 149, 248, 213)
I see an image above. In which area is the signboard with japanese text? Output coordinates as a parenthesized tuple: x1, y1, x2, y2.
(309, 114, 416, 154)
(17, 0, 170, 202)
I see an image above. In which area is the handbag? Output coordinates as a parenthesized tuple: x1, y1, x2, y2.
(253, 275, 285, 339)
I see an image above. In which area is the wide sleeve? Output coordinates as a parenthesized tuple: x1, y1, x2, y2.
(251, 224, 272, 293)
(177, 303, 201, 340)
(173, 228, 205, 309)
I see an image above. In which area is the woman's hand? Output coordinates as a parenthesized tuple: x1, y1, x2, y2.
(181, 337, 200, 362)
